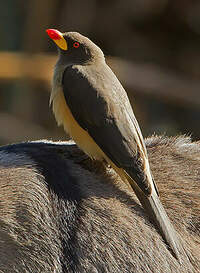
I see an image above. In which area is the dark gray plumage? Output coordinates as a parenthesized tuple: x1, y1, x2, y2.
(62, 64, 150, 193)
(47, 30, 186, 260)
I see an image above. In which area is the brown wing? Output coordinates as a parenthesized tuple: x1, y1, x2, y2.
(62, 64, 151, 194)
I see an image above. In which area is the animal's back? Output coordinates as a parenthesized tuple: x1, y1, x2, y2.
(0, 137, 199, 272)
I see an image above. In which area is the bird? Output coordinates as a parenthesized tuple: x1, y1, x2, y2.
(46, 29, 185, 260)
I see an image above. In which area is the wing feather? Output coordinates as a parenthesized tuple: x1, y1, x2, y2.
(62, 65, 151, 193)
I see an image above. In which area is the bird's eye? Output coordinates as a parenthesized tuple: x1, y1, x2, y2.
(73, 42, 80, 48)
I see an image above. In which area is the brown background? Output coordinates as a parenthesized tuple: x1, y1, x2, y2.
(0, 0, 200, 145)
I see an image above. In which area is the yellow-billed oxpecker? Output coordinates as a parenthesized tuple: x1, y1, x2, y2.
(46, 29, 184, 259)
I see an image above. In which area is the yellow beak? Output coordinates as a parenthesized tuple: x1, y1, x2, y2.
(46, 29, 68, 50)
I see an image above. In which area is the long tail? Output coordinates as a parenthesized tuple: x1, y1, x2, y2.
(134, 185, 183, 259)
(115, 167, 187, 261)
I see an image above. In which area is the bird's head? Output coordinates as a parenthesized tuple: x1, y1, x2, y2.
(46, 29, 104, 65)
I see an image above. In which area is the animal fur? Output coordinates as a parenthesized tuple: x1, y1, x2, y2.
(0, 135, 199, 272)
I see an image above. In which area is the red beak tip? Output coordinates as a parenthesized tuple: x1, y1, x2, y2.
(46, 29, 61, 40)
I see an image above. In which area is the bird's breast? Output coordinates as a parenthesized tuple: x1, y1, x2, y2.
(51, 86, 105, 161)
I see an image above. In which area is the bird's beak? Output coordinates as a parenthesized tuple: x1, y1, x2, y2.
(46, 29, 68, 50)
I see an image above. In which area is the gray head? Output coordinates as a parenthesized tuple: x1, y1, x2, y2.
(46, 29, 105, 65)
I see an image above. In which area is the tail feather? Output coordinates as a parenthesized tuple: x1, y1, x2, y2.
(117, 168, 188, 262)
(135, 187, 183, 260)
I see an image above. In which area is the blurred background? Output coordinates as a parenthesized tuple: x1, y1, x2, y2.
(0, 0, 200, 145)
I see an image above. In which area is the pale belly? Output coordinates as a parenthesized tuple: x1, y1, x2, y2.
(51, 87, 134, 189)
(52, 88, 105, 160)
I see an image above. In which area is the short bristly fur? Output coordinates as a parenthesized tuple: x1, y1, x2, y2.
(0, 136, 199, 272)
